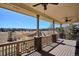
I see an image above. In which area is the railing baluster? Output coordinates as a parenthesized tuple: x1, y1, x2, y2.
(21, 43, 22, 54)
(11, 44, 13, 56)
(14, 44, 16, 55)
(0, 47, 1, 56)
(24, 42, 26, 53)
(20, 43, 21, 55)
(9, 45, 11, 56)
(25, 42, 27, 53)
(16, 43, 20, 56)
(27, 42, 29, 53)
(8, 45, 10, 56)
(5, 46, 7, 56)
(19, 43, 21, 55)
(22, 42, 24, 53)
(13, 44, 15, 56)
(23, 42, 24, 53)
(2, 46, 4, 56)
(11, 45, 12, 56)
(29, 41, 31, 52)
(29, 42, 30, 52)
(13, 44, 14, 55)
(12, 44, 14, 56)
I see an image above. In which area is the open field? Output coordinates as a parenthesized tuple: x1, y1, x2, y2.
(0, 32, 8, 44)
(0, 30, 59, 44)
(0, 31, 34, 44)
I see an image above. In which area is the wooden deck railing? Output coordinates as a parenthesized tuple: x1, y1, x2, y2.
(42, 36, 52, 47)
(0, 35, 56, 56)
(0, 39, 35, 56)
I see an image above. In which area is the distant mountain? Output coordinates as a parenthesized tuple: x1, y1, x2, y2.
(0, 28, 53, 32)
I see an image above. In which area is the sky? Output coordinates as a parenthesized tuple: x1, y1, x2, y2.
(0, 8, 60, 29)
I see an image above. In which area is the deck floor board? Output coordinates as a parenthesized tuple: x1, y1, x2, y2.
(49, 44, 75, 56)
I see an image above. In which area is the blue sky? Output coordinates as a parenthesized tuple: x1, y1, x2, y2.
(0, 8, 60, 29)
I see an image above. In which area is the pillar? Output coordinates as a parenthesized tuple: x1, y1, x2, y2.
(34, 15, 42, 52)
(37, 15, 40, 37)
(53, 20, 55, 34)
(60, 24, 62, 28)
(59, 24, 65, 39)
(52, 20, 57, 42)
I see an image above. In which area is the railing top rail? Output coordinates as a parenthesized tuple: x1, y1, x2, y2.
(42, 35, 52, 38)
(0, 39, 34, 47)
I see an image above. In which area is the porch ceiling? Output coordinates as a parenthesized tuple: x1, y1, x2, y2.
(0, 3, 62, 24)
(0, 3, 79, 24)
(26, 3, 79, 24)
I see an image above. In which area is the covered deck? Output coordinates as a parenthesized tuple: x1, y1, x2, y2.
(0, 3, 79, 56)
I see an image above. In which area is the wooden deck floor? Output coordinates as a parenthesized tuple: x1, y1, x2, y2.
(62, 40, 76, 47)
(49, 44, 75, 56)
(49, 40, 76, 56)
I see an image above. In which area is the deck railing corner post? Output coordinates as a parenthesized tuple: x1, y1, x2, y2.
(34, 37, 42, 52)
(52, 34, 57, 42)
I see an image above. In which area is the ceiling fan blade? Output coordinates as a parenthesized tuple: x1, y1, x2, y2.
(69, 19, 72, 21)
(50, 3, 59, 5)
(33, 3, 41, 7)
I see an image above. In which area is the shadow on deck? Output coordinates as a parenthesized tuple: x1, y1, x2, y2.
(75, 36, 79, 56)
(26, 50, 54, 56)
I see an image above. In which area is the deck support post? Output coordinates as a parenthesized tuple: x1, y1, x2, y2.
(53, 20, 55, 34)
(52, 34, 57, 42)
(59, 24, 65, 39)
(52, 20, 57, 42)
(37, 15, 40, 37)
(60, 24, 62, 28)
(34, 37, 42, 52)
(34, 15, 42, 52)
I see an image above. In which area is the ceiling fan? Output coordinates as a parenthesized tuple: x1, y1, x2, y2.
(59, 16, 74, 22)
(64, 17, 72, 22)
(33, 3, 58, 10)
